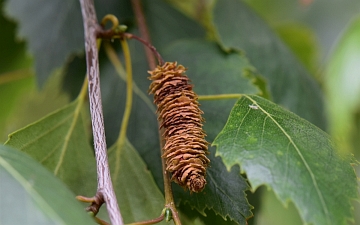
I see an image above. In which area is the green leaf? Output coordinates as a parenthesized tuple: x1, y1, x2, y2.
(210, 0, 326, 129)
(326, 16, 360, 154)
(213, 95, 358, 225)
(62, 55, 87, 100)
(0, 145, 95, 224)
(4, 0, 83, 87)
(108, 139, 166, 224)
(144, 0, 206, 51)
(4, 0, 132, 87)
(5, 98, 96, 196)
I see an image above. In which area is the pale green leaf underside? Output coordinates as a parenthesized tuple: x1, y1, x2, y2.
(213, 95, 358, 225)
(108, 139, 166, 224)
(0, 145, 94, 225)
(5, 99, 96, 196)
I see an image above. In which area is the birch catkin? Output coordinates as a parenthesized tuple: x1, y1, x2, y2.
(148, 62, 209, 193)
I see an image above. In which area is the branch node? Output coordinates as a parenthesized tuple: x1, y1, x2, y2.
(76, 191, 105, 216)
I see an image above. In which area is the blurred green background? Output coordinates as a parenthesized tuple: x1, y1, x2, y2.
(1, 0, 359, 224)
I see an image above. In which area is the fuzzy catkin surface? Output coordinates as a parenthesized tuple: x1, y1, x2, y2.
(148, 62, 209, 193)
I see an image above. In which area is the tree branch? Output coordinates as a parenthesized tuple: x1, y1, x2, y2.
(79, 0, 123, 224)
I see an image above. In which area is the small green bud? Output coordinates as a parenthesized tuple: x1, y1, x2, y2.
(115, 25, 128, 33)
(165, 208, 173, 222)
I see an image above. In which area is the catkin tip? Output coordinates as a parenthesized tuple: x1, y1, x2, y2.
(189, 175, 207, 193)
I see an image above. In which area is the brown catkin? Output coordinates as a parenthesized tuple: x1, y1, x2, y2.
(148, 62, 210, 193)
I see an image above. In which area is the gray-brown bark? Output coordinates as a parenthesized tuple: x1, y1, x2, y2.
(79, 0, 123, 224)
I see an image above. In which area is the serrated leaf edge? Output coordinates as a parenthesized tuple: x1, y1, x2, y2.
(244, 95, 329, 222)
(212, 94, 331, 224)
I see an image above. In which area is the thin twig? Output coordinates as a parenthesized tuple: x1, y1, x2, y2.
(95, 216, 111, 225)
(131, 0, 157, 70)
(113, 38, 133, 182)
(124, 33, 164, 66)
(161, 139, 182, 224)
(97, 32, 164, 65)
(125, 213, 165, 225)
(198, 94, 243, 101)
(79, 0, 123, 224)
(116, 38, 133, 147)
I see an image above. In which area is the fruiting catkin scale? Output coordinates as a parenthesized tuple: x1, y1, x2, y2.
(148, 62, 209, 193)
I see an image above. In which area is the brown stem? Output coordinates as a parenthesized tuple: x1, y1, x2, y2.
(162, 161, 182, 225)
(125, 214, 165, 225)
(124, 33, 164, 66)
(159, 127, 181, 225)
(131, 0, 157, 70)
(96, 30, 164, 66)
(95, 216, 111, 225)
(79, 0, 123, 224)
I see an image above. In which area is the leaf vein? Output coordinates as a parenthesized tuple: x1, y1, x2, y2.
(54, 100, 83, 175)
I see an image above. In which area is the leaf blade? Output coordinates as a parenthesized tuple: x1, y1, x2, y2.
(210, 0, 326, 129)
(4, 0, 83, 87)
(108, 139, 166, 224)
(0, 145, 95, 224)
(213, 95, 358, 225)
(4, 0, 133, 87)
(5, 99, 96, 196)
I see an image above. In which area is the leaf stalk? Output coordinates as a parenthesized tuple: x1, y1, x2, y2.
(198, 94, 243, 101)
(113, 38, 133, 179)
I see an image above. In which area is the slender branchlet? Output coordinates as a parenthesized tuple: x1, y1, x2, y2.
(131, 0, 157, 70)
(78, 0, 123, 224)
